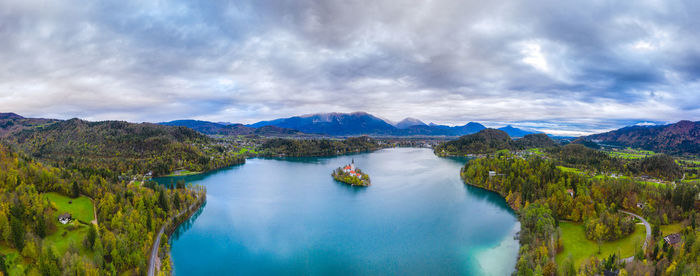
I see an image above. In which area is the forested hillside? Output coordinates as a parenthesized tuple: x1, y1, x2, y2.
(0, 144, 202, 275)
(434, 129, 558, 156)
(515, 134, 559, 149)
(3, 119, 244, 177)
(587, 120, 700, 155)
(258, 136, 384, 157)
(0, 113, 58, 137)
(434, 129, 513, 155)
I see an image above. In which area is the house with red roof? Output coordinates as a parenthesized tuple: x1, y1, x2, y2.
(343, 159, 357, 175)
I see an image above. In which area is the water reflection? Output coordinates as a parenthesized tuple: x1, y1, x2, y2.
(332, 179, 369, 194)
(170, 201, 206, 241)
(153, 163, 246, 185)
(463, 183, 516, 215)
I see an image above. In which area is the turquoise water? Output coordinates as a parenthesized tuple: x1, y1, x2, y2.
(158, 148, 519, 275)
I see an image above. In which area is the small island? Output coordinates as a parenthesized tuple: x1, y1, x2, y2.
(332, 159, 371, 186)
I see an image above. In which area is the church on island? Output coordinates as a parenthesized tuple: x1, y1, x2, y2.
(342, 159, 361, 178)
(332, 159, 371, 186)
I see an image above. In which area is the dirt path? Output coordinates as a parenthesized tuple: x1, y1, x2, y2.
(86, 196, 98, 226)
(91, 201, 98, 226)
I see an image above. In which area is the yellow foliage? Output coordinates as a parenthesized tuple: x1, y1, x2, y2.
(665, 261, 677, 275)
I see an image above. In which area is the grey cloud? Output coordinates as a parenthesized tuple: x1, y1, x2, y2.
(0, 0, 698, 133)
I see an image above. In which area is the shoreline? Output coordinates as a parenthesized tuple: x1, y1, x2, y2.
(474, 223, 520, 276)
(458, 166, 524, 274)
(147, 189, 207, 276)
(460, 167, 519, 212)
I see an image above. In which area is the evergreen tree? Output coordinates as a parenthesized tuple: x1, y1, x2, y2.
(72, 181, 80, 198)
(86, 225, 97, 249)
(9, 216, 24, 250)
(158, 189, 169, 212)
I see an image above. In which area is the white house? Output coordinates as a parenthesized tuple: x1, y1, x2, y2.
(58, 213, 72, 224)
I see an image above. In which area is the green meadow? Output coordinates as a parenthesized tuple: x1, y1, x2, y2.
(43, 221, 94, 257)
(44, 192, 95, 223)
(556, 166, 585, 174)
(556, 222, 646, 270)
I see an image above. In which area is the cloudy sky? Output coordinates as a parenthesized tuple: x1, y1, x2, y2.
(1, 0, 699, 135)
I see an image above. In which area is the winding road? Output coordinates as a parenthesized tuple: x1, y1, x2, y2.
(147, 198, 201, 276)
(620, 210, 651, 263)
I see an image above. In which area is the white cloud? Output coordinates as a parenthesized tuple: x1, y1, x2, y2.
(520, 41, 550, 73)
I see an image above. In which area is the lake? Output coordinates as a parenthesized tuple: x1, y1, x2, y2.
(156, 148, 520, 275)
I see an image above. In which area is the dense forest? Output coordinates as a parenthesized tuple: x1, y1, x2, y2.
(3, 119, 245, 177)
(257, 136, 385, 157)
(0, 113, 58, 138)
(461, 147, 699, 275)
(0, 144, 203, 275)
(433, 129, 559, 156)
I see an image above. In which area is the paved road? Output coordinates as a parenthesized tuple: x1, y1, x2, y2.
(147, 198, 200, 276)
(620, 210, 651, 263)
(147, 224, 166, 276)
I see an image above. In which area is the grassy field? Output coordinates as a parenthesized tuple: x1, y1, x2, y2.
(43, 221, 93, 257)
(555, 222, 646, 269)
(660, 223, 684, 237)
(590, 174, 665, 187)
(166, 170, 201, 177)
(557, 166, 585, 174)
(44, 192, 95, 223)
(607, 148, 655, 159)
(639, 180, 664, 187)
(678, 159, 700, 165)
(238, 147, 257, 155)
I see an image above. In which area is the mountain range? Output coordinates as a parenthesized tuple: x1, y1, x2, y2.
(159, 120, 307, 137)
(163, 112, 538, 137)
(586, 120, 700, 155)
(2, 112, 699, 155)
